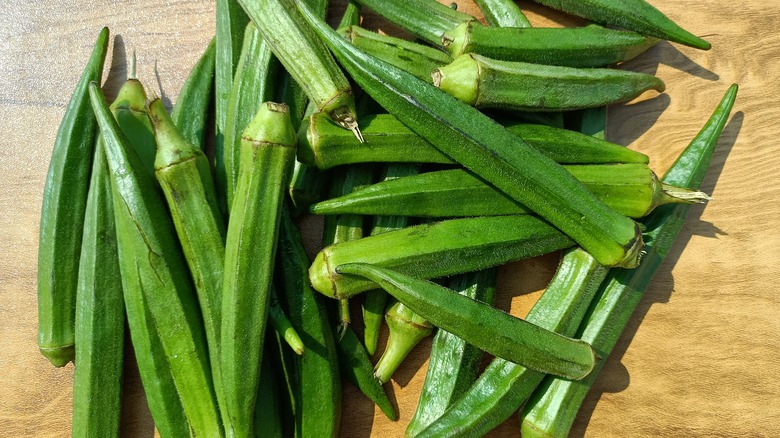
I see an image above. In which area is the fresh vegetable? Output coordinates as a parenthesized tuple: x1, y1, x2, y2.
(171, 37, 216, 150)
(373, 300, 434, 384)
(474, 0, 532, 28)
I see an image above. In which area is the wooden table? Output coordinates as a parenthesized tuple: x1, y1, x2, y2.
(1, 0, 778, 436)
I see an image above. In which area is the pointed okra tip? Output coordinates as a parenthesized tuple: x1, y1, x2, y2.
(39, 345, 75, 367)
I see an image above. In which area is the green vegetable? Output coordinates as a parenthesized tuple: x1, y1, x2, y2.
(433, 53, 665, 111)
(336, 263, 598, 380)
(373, 300, 434, 384)
(221, 102, 297, 437)
(269, 286, 305, 355)
(520, 84, 738, 438)
(252, 337, 284, 438)
(474, 0, 532, 28)
(38, 27, 109, 367)
(171, 37, 216, 149)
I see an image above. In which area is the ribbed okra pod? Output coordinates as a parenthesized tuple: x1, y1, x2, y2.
(528, 0, 710, 49)
(90, 83, 221, 436)
(299, 3, 645, 267)
(520, 84, 738, 438)
(276, 204, 342, 437)
(433, 53, 665, 111)
(221, 102, 297, 437)
(340, 26, 453, 82)
(373, 300, 434, 384)
(474, 0, 532, 28)
(416, 248, 608, 437)
(406, 269, 498, 436)
(222, 22, 280, 213)
(311, 165, 709, 219)
(252, 333, 284, 438)
(38, 28, 108, 367)
(309, 215, 574, 299)
(238, 0, 362, 140)
(171, 37, 216, 149)
(338, 263, 598, 380)
(353, 0, 474, 46)
(215, 0, 249, 161)
(298, 113, 648, 170)
(71, 139, 125, 438)
(108, 76, 156, 178)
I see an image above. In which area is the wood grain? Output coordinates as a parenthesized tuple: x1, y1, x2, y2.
(1, 0, 778, 436)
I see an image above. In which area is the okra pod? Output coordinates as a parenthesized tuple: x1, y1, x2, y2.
(311, 165, 708, 219)
(38, 27, 108, 367)
(298, 113, 648, 170)
(269, 286, 305, 355)
(433, 53, 665, 111)
(520, 84, 738, 438)
(252, 334, 284, 438)
(108, 73, 156, 178)
(406, 269, 498, 436)
(340, 26, 453, 82)
(528, 0, 710, 49)
(337, 263, 598, 380)
(474, 0, 532, 28)
(299, 3, 644, 267)
(222, 22, 280, 213)
(171, 37, 216, 149)
(238, 0, 363, 141)
(71, 139, 125, 438)
(276, 204, 342, 437)
(373, 300, 434, 384)
(309, 215, 573, 299)
(288, 160, 328, 217)
(221, 102, 297, 437)
(90, 83, 221, 436)
(353, 0, 474, 46)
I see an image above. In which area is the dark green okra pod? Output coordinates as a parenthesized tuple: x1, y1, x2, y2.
(433, 53, 665, 112)
(520, 84, 738, 438)
(221, 102, 297, 437)
(528, 0, 710, 49)
(373, 300, 434, 384)
(90, 83, 221, 437)
(171, 37, 216, 149)
(298, 113, 648, 170)
(38, 27, 108, 367)
(474, 0, 532, 28)
(337, 263, 598, 380)
(353, 0, 474, 46)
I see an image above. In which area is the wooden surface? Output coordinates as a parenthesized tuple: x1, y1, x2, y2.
(1, 0, 778, 436)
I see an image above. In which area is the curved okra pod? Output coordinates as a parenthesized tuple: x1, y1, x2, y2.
(528, 0, 710, 49)
(90, 83, 222, 437)
(298, 113, 648, 170)
(269, 286, 305, 355)
(337, 263, 598, 380)
(309, 215, 574, 299)
(373, 300, 434, 384)
(406, 269, 498, 436)
(238, 0, 363, 141)
(221, 102, 297, 437)
(38, 27, 108, 367)
(433, 53, 665, 111)
(171, 37, 216, 149)
(298, 2, 644, 267)
(520, 84, 739, 438)
(474, 0, 532, 28)
(311, 165, 709, 219)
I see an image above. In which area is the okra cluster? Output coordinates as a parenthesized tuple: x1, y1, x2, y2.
(38, 1, 737, 437)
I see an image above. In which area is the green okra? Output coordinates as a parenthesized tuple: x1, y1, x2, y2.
(406, 269, 498, 437)
(171, 37, 216, 149)
(353, 0, 474, 46)
(269, 286, 305, 355)
(309, 215, 574, 299)
(417, 248, 608, 437)
(298, 113, 648, 170)
(222, 22, 280, 213)
(474, 0, 532, 28)
(336, 326, 399, 421)
(373, 300, 434, 384)
(442, 21, 658, 67)
(72, 139, 125, 438)
(38, 27, 108, 367)
(222, 102, 297, 437)
(433, 53, 665, 111)
(90, 83, 221, 437)
(337, 263, 598, 380)
(528, 0, 710, 49)
(108, 76, 156, 178)
(520, 84, 738, 438)
(288, 160, 328, 217)
(298, 3, 645, 267)
(340, 26, 453, 82)
(362, 163, 420, 356)
(276, 204, 342, 438)
(311, 165, 709, 219)
(238, 0, 363, 141)
(253, 335, 284, 438)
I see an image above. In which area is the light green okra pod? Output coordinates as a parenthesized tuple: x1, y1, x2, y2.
(373, 300, 434, 384)
(221, 102, 297, 437)
(474, 0, 532, 28)
(172, 37, 216, 149)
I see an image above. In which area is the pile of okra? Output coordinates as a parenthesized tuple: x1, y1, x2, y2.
(38, 0, 739, 436)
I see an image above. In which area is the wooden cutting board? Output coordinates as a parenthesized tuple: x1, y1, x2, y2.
(1, 0, 778, 436)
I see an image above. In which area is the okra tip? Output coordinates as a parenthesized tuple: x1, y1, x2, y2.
(39, 345, 74, 367)
(614, 223, 645, 269)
